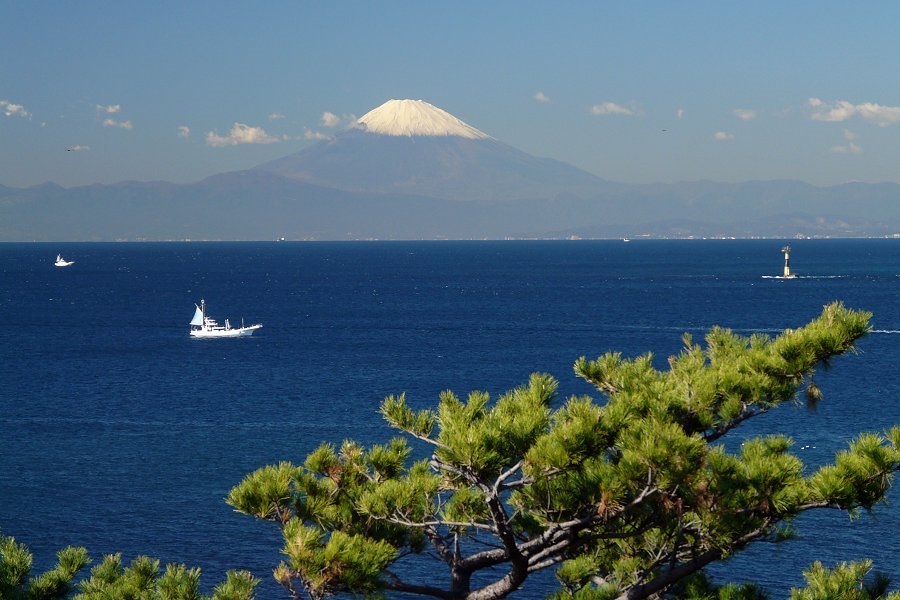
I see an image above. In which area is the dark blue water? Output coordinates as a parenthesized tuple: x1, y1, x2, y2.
(1, 240, 898, 597)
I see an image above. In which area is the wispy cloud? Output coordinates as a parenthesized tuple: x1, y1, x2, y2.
(206, 123, 282, 147)
(304, 129, 330, 141)
(809, 98, 900, 126)
(269, 112, 285, 121)
(713, 131, 734, 141)
(831, 142, 862, 154)
(103, 118, 133, 130)
(534, 91, 551, 104)
(676, 108, 685, 119)
(733, 108, 757, 121)
(1, 100, 30, 118)
(590, 102, 634, 116)
(178, 125, 191, 139)
(95, 104, 131, 129)
(321, 111, 341, 127)
(831, 128, 862, 154)
(66, 145, 90, 152)
(320, 111, 358, 128)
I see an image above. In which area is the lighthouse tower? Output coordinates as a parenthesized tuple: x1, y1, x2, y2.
(781, 244, 797, 278)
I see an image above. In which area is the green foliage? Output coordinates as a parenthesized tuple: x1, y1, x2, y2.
(210, 571, 258, 600)
(790, 560, 900, 600)
(279, 521, 395, 598)
(0, 530, 89, 600)
(226, 461, 299, 522)
(808, 433, 900, 509)
(667, 572, 769, 599)
(0, 532, 256, 600)
(74, 553, 255, 600)
(432, 373, 556, 481)
(552, 555, 619, 599)
(380, 394, 435, 439)
(229, 303, 899, 600)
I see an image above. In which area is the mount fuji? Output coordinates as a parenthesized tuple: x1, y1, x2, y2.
(1, 99, 899, 240)
(255, 99, 608, 201)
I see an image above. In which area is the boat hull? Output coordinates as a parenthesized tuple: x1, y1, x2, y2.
(190, 324, 262, 338)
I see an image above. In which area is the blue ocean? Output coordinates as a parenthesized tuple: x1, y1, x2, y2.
(1, 240, 898, 598)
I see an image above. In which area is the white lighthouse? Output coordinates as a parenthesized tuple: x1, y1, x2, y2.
(781, 244, 798, 278)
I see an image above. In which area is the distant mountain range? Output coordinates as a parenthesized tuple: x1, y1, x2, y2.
(2, 99, 899, 241)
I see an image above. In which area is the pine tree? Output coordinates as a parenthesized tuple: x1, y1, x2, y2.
(0, 532, 258, 600)
(228, 302, 900, 599)
(0, 531, 89, 599)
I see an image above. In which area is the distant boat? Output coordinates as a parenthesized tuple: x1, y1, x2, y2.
(189, 299, 262, 338)
(54, 254, 74, 267)
(622, 238, 631, 243)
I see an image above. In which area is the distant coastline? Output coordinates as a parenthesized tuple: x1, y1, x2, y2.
(5, 233, 900, 243)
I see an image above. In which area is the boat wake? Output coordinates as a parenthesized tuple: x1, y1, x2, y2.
(761, 275, 847, 279)
(872, 329, 900, 334)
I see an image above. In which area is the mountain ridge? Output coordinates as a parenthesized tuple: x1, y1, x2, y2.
(2, 99, 899, 241)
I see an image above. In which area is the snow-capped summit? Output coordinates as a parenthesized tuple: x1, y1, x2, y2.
(356, 99, 492, 139)
(255, 97, 607, 202)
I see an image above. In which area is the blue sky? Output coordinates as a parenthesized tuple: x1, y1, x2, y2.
(2, 1, 899, 188)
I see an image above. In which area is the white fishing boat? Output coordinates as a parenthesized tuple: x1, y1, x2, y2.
(54, 254, 75, 267)
(189, 299, 262, 338)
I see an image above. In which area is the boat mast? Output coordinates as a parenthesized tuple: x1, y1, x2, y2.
(201, 299, 206, 327)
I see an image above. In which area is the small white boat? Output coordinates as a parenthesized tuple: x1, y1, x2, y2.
(189, 299, 262, 338)
(54, 254, 75, 267)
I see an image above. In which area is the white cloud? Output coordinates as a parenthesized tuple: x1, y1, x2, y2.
(206, 122, 281, 147)
(66, 145, 90, 152)
(808, 97, 900, 126)
(103, 118, 133, 130)
(97, 104, 121, 114)
(590, 102, 634, 116)
(319, 111, 357, 129)
(713, 131, 734, 141)
(304, 129, 330, 140)
(1, 100, 30, 118)
(320, 111, 342, 127)
(534, 91, 551, 104)
(831, 142, 862, 154)
(831, 128, 862, 153)
(178, 125, 191, 139)
(734, 108, 757, 121)
(269, 112, 285, 121)
(676, 108, 685, 119)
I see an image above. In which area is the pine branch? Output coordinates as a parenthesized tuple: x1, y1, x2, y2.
(383, 570, 455, 600)
(423, 525, 454, 567)
(617, 523, 774, 600)
(703, 404, 770, 442)
(384, 514, 496, 532)
(493, 460, 524, 492)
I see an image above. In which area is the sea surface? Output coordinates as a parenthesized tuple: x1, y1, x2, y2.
(1, 240, 898, 598)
